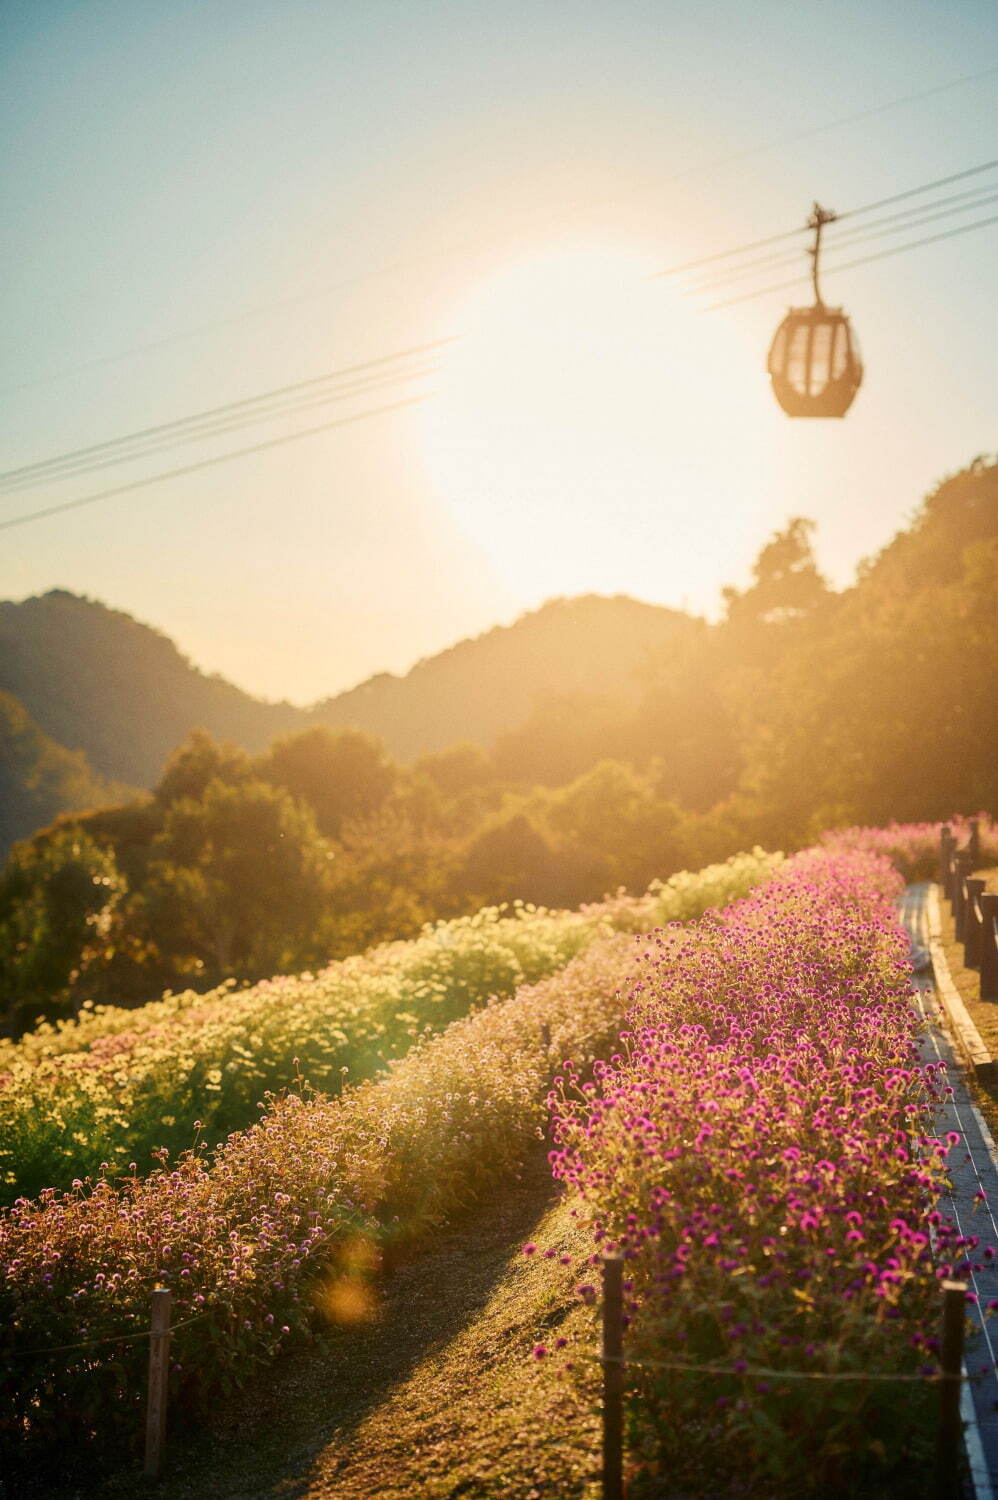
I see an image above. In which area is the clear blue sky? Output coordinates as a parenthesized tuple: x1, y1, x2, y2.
(1, 1, 995, 702)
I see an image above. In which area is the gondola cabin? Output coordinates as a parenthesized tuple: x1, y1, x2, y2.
(767, 202, 863, 418)
(767, 305, 862, 417)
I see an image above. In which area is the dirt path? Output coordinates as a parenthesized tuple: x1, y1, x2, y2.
(96, 1150, 599, 1500)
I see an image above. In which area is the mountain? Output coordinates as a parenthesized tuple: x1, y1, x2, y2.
(0, 690, 134, 852)
(311, 594, 700, 759)
(0, 591, 302, 787)
(0, 589, 699, 789)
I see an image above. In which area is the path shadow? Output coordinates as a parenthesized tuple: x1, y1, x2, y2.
(94, 1148, 560, 1499)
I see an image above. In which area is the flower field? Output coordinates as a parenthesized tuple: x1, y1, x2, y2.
(820, 813, 997, 882)
(0, 932, 637, 1460)
(547, 846, 976, 1492)
(0, 848, 781, 1204)
(0, 847, 782, 1467)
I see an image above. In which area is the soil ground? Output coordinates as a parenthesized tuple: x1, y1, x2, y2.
(93, 1150, 602, 1500)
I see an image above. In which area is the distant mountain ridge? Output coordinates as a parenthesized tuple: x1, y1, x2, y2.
(0, 588, 698, 790)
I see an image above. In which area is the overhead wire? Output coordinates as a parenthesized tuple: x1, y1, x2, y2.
(0, 339, 454, 493)
(703, 210, 998, 310)
(684, 183, 998, 296)
(4, 119, 997, 528)
(3, 66, 996, 398)
(650, 157, 998, 280)
(8, 159, 994, 494)
(5, 184, 996, 526)
(0, 362, 440, 497)
(0, 394, 430, 535)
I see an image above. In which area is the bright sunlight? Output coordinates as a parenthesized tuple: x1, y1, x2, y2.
(416, 244, 773, 606)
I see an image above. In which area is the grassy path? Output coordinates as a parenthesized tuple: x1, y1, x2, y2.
(96, 1150, 599, 1500)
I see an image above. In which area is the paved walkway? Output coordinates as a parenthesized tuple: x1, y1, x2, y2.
(901, 883, 998, 1500)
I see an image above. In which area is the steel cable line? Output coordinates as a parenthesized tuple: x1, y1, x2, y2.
(684, 184, 998, 296)
(10, 162, 994, 494)
(651, 157, 998, 280)
(683, 182, 998, 292)
(703, 211, 998, 310)
(0, 361, 439, 498)
(4, 67, 996, 398)
(0, 394, 429, 534)
(0, 338, 454, 491)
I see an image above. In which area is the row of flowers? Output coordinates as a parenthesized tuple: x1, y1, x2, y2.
(819, 813, 997, 882)
(0, 849, 782, 1204)
(546, 846, 980, 1493)
(0, 849, 784, 1463)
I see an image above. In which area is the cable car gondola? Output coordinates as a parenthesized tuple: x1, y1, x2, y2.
(767, 203, 863, 418)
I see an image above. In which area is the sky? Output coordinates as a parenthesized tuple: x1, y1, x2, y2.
(1, 1, 996, 704)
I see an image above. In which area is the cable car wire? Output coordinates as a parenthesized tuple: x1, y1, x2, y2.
(0, 362, 439, 497)
(650, 157, 998, 280)
(835, 157, 998, 224)
(0, 340, 453, 492)
(704, 209, 998, 310)
(4, 67, 996, 399)
(685, 181, 998, 289)
(0, 395, 429, 535)
(684, 184, 998, 295)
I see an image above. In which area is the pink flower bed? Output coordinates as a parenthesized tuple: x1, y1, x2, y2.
(820, 814, 997, 882)
(547, 848, 978, 1490)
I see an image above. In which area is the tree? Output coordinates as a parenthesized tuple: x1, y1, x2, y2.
(143, 778, 332, 981)
(546, 760, 689, 895)
(723, 517, 830, 627)
(457, 812, 564, 907)
(261, 727, 398, 839)
(0, 828, 126, 1034)
(414, 742, 493, 798)
(155, 729, 252, 807)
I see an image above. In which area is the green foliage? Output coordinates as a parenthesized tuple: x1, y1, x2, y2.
(0, 829, 126, 1035)
(722, 516, 830, 626)
(2, 459, 994, 1027)
(262, 726, 398, 838)
(154, 728, 252, 806)
(143, 777, 332, 982)
(0, 689, 131, 855)
(0, 849, 780, 1204)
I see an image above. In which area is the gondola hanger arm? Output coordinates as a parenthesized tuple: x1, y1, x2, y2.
(807, 202, 838, 306)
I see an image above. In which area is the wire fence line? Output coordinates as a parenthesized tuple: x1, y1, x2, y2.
(597, 1351, 968, 1384)
(8, 1310, 207, 1360)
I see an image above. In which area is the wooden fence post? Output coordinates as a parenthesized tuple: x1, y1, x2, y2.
(964, 878, 986, 971)
(935, 1280, 966, 1500)
(942, 834, 960, 900)
(953, 853, 972, 942)
(981, 893, 998, 1003)
(602, 1254, 624, 1500)
(941, 828, 955, 902)
(144, 1288, 172, 1480)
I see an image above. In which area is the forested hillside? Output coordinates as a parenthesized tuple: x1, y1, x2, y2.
(1, 458, 994, 1035)
(0, 590, 696, 792)
(0, 591, 301, 786)
(0, 691, 134, 852)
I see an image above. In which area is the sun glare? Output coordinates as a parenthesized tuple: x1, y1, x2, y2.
(416, 244, 772, 608)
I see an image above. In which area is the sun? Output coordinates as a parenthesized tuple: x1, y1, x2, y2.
(414, 242, 773, 609)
